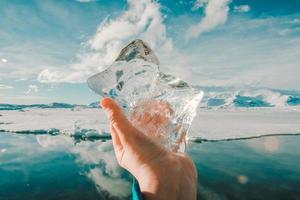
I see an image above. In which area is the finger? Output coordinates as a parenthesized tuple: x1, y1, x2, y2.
(102, 98, 164, 157)
(110, 124, 123, 152)
(101, 97, 141, 145)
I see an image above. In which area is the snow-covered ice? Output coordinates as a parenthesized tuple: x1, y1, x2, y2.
(1, 107, 300, 141)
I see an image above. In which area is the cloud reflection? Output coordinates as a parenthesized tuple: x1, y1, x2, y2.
(246, 136, 281, 154)
(36, 135, 131, 197)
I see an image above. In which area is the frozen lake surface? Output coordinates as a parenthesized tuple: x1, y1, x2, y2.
(1, 107, 300, 141)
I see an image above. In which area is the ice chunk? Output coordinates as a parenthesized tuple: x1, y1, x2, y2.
(87, 40, 159, 107)
(115, 39, 159, 65)
(87, 39, 203, 152)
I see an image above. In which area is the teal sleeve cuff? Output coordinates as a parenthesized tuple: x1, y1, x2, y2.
(132, 178, 143, 200)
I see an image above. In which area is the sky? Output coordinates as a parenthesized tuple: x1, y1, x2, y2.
(0, 0, 300, 104)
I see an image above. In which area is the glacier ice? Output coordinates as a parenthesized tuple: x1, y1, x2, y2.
(87, 39, 203, 152)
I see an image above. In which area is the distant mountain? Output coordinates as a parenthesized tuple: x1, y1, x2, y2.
(233, 95, 273, 107)
(0, 104, 25, 111)
(1, 87, 300, 111)
(0, 102, 104, 111)
(287, 96, 300, 106)
(0, 102, 76, 110)
(88, 101, 101, 108)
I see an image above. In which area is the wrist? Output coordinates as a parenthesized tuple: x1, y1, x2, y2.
(139, 177, 178, 200)
(135, 160, 181, 200)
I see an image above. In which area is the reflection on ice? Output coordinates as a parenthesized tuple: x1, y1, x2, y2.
(263, 136, 280, 153)
(1, 132, 300, 199)
(71, 140, 131, 197)
(87, 40, 203, 152)
(0, 149, 7, 153)
(237, 175, 248, 185)
(36, 134, 131, 197)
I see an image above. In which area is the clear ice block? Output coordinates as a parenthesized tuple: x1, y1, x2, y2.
(87, 39, 203, 152)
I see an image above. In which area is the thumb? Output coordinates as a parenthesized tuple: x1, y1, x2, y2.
(101, 97, 141, 145)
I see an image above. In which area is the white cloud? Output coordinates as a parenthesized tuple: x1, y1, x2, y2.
(234, 5, 250, 13)
(0, 84, 13, 90)
(0, 95, 50, 104)
(289, 18, 300, 24)
(34, 0, 300, 91)
(38, 0, 173, 83)
(25, 84, 39, 94)
(278, 28, 292, 36)
(181, 16, 300, 89)
(14, 78, 28, 82)
(0, 149, 7, 153)
(186, 0, 231, 40)
(88, 168, 131, 197)
(192, 0, 208, 11)
(73, 141, 131, 197)
(1, 58, 8, 63)
(0, 42, 69, 79)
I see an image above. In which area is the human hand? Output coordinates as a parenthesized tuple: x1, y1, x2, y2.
(101, 97, 197, 200)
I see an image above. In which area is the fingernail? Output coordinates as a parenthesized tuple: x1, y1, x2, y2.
(101, 97, 113, 108)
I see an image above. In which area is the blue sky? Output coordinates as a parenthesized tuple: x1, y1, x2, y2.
(0, 0, 300, 104)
